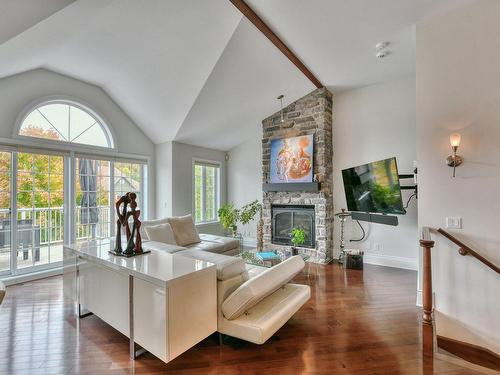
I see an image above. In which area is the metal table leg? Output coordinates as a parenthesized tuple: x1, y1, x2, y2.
(129, 275, 147, 360)
(76, 259, 93, 319)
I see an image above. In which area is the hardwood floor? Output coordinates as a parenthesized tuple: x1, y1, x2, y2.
(0, 263, 483, 374)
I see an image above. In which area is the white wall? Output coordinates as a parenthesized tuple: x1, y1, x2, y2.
(417, 0, 500, 353)
(155, 141, 227, 235)
(227, 126, 262, 242)
(333, 76, 418, 270)
(227, 77, 418, 262)
(155, 141, 173, 218)
(0, 68, 156, 217)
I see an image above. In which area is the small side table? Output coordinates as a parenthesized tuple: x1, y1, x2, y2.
(226, 233, 244, 253)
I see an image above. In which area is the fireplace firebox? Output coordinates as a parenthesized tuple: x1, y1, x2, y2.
(272, 205, 315, 248)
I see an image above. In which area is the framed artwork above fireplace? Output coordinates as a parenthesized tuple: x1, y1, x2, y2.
(270, 134, 313, 183)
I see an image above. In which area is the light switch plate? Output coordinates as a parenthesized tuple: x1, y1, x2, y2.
(446, 217, 462, 229)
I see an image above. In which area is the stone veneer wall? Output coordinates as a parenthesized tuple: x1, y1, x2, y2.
(262, 88, 333, 263)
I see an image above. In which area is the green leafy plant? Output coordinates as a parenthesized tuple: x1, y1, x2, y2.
(218, 200, 262, 237)
(239, 200, 262, 225)
(290, 228, 306, 248)
(218, 203, 239, 236)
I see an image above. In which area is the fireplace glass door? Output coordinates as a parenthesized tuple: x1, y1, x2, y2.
(272, 205, 315, 248)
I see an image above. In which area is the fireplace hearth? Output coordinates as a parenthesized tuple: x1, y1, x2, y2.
(272, 205, 315, 248)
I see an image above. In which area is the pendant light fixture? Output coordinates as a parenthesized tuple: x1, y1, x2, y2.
(277, 94, 284, 122)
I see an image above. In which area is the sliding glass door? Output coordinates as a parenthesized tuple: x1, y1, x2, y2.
(0, 152, 12, 276)
(0, 149, 147, 277)
(75, 158, 112, 241)
(16, 152, 65, 273)
(75, 158, 146, 242)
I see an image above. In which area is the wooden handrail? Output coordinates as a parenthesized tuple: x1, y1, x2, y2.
(418, 226, 500, 325)
(420, 227, 500, 359)
(437, 228, 500, 275)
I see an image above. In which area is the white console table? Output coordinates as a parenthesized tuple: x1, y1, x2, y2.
(63, 239, 217, 363)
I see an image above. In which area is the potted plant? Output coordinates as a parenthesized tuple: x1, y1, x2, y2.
(290, 228, 306, 256)
(218, 200, 262, 238)
(218, 203, 239, 237)
(239, 200, 261, 226)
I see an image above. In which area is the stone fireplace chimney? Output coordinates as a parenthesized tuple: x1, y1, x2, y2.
(261, 88, 333, 263)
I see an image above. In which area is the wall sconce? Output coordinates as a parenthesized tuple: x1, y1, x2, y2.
(446, 133, 463, 177)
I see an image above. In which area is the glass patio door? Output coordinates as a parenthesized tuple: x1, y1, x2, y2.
(15, 152, 64, 273)
(75, 158, 112, 241)
(0, 151, 12, 276)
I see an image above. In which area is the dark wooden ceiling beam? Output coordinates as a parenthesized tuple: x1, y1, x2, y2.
(229, 0, 323, 89)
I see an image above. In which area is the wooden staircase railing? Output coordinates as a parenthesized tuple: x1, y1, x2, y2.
(419, 227, 500, 370)
(420, 227, 435, 326)
(436, 228, 500, 275)
(420, 227, 500, 325)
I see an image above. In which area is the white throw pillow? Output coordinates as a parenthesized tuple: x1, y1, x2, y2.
(168, 214, 201, 246)
(144, 223, 177, 245)
(140, 217, 170, 240)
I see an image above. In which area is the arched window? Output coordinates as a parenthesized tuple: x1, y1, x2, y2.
(18, 100, 113, 148)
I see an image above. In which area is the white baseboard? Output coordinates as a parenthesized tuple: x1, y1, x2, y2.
(363, 253, 418, 271)
(1, 267, 63, 286)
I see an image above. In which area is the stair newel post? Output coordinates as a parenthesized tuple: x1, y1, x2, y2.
(420, 239, 435, 325)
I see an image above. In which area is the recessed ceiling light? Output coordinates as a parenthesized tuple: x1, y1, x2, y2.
(375, 41, 390, 50)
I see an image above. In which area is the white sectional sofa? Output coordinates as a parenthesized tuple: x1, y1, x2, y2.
(169, 248, 310, 345)
(140, 215, 311, 345)
(140, 215, 240, 255)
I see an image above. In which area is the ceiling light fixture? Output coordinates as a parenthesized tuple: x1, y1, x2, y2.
(375, 41, 391, 59)
(277, 94, 284, 122)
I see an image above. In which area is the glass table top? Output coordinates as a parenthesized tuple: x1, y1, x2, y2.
(237, 249, 310, 267)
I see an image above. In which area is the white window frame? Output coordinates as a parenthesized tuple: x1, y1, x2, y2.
(13, 96, 116, 151)
(73, 156, 149, 240)
(0, 146, 69, 277)
(0, 149, 149, 279)
(192, 158, 221, 225)
(0, 95, 152, 281)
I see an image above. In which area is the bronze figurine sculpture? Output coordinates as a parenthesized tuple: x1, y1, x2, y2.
(112, 192, 146, 257)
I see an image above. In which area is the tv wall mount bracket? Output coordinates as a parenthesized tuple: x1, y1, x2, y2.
(398, 174, 417, 195)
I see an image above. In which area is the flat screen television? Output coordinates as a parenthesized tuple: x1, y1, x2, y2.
(341, 157, 405, 215)
(270, 134, 313, 183)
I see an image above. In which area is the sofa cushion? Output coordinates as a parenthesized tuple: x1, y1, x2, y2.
(245, 263, 268, 278)
(142, 240, 186, 254)
(220, 283, 310, 344)
(141, 217, 170, 240)
(185, 241, 226, 254)
(221, 255, 305, 320)
(144, 222, 177, 245)
(169, 215, 201, 246)
(178, 249, 247, 281)
(198, 234, 240, 252)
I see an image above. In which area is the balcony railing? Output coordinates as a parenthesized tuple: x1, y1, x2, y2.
(0, 206, 112, 249)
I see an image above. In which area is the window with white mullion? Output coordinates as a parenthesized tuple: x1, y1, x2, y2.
(201, 166, 206, 223)
(215, 167, 220, 220)
(19, 101, 113, 148)
(194, 161, 221, 224)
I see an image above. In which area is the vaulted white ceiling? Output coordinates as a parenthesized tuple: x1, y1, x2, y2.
(0, 0, 476, 150)
(0, 0, 75, 45)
